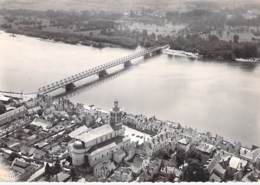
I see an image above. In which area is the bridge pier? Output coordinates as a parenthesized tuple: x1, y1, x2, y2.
(144, 53, 152, 59)
(124, 61, 132, 68)
(98, 70, 108, 78)
(155, 49, 162, 55)
(65, 83, 76, 92)
(151, 49, 162, 56)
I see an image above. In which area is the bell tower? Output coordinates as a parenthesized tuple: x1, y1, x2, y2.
(110, 99, 122, 130)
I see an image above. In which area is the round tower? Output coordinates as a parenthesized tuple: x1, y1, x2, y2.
(71, 140, 85, 166)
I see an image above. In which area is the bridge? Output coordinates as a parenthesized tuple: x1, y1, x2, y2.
(38, 44, 169, 95)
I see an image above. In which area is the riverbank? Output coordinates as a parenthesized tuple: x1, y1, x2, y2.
(2, 29, 138, 49)
(5, 28, 260, 64)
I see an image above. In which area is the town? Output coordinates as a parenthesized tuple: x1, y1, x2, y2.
(1, 0, 260, 183)
(0, 93, 260, 182)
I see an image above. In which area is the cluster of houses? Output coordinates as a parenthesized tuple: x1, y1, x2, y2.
(0, 95, 260, 182)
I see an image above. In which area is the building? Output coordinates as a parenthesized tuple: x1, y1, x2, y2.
(177, 138, 190, 152)
(110, 100, 123, 130)
(196, 142, 216, 164)
(68, 100, 133, 177)
(227, 156, 248, 177)
(113, 149, 126, 164)
(131, 155, 144, 175)
(144, 131, 176, 156)
(109, 167, 133, 182)
(30, 118, 53, 131)
(70, 141, 86, 166)
(93, 160, 116, 179)
(11, 158, 30, 174)
(88, 137, 131, 167)
(143, 158, 162, 179)
(56, 172, 71, 182)
(73, 124, 124, 151)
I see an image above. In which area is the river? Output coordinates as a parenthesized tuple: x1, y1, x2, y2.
(1, 31, 260, 149)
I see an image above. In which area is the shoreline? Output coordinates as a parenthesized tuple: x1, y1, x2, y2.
(82, 104, 258, 149)
(1, 28, 138, 50)
(0, 96, 259, 182)
(3, 29, 259, 64)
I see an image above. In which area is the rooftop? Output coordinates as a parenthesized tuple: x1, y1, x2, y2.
(178, 138, 189, 145)
(210, 173, 222, 182)
(240, 147, 253, 160)
(229, 156, 248, 170)
(88, 136, 125, 154)
(0, 95, 10, 102)
(72, 124, 114, 144)
(68, 125, 90, 139)
(196, 142, 215, 154)
(213, 163, 226, 176)
(30, 118, 52, 131)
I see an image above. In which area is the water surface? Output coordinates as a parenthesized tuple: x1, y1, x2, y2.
(1, 31, 260, 148)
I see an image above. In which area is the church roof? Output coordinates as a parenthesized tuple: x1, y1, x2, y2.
(73, 124, 114, 144)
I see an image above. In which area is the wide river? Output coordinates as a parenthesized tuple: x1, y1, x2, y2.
(1, 31, 260, 150)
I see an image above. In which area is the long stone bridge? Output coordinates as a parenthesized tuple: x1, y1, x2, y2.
(38, 44, 169, 95)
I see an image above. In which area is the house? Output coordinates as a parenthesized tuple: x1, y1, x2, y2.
(26, 135, 37, 142)
(223, 156, 248, 180)
(56, 172, 71, 182)
(213, 163, 226, 180)
(131, 155, 143, 175)
(11, 158, 30, 174)
(209, 173, 222, 182)
(113, 149, 126, 164)
(109, 167, 133, 182)
(34, 141, 48, 149)
(144, 158, 162, 178)
(177, 138, 190, 152)
(8, 142, 21, 152)
(240, 147, 253, 161)
(242, 171, 259, 182)
(33, 149, 47, 160)
(196, 142, 216, 164)
(228, 156, 248, 173)
(93, 160, 116, 179)
(204, 152, 221, 174)
(30, 118, 53, 131)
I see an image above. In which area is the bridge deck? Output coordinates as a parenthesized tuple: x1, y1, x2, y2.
(38, 45, 169, 94)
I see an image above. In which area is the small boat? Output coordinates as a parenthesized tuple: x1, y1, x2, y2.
(235, 58, 260, 63)
(10, 33, 16, 37)
(163, 49, 201, 60)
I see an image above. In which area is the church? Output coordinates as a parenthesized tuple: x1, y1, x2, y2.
(68, 100, 132, 173)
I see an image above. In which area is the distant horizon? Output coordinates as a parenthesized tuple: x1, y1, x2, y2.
(0, 0, 260, 12)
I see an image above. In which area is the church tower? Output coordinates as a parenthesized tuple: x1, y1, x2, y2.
(110, 100, 122, 130)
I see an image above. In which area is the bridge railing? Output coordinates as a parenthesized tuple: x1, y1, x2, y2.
(38, 45, 167, 94)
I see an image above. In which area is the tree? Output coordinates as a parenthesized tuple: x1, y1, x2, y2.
(185, 148, 202, 163)
(0, 101, 6, 114)
(54, 160, 61, 174)
(208, 34, 219, 42)
(45, 163, 51, 181)
(182, 160, 209, 182)
(176, 150, 185, 167)
(8, 152, 20, 161)
(233, 34, 239, 44)
(70, 167, 77, 181)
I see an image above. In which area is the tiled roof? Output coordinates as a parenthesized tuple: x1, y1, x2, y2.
(73, 124, 114, 144)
